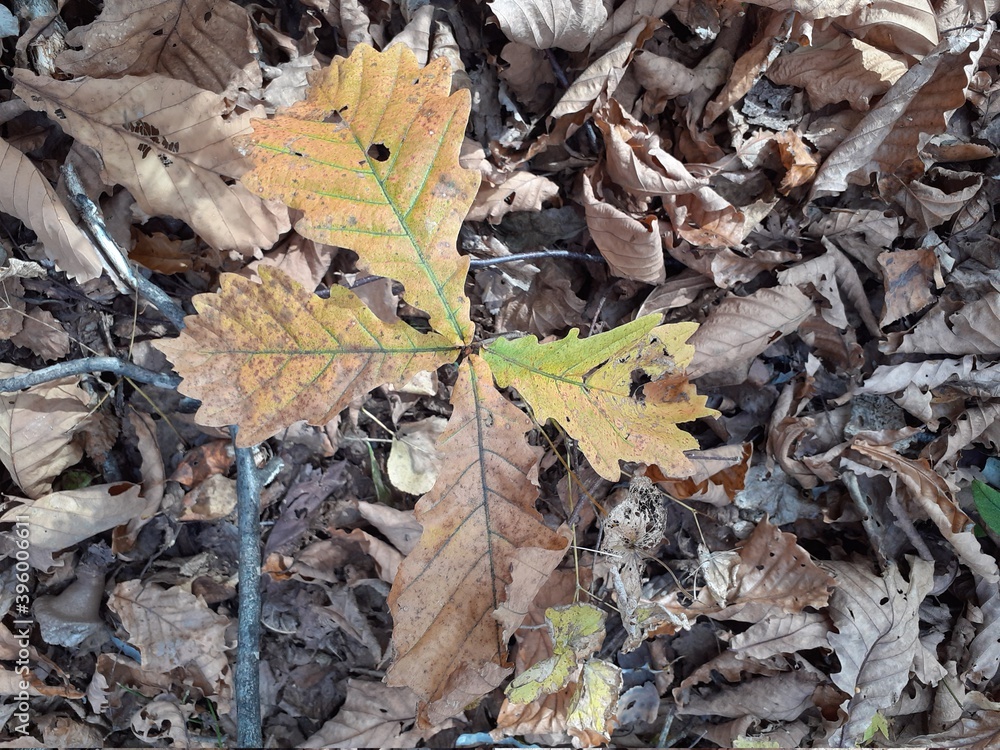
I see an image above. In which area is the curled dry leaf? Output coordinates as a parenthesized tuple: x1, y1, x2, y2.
(767, 37, 907, 111)
(10, 308, 70, 361)
(302, 679, 430, 749)
(12, 71, 290, 254)
(57, 0, 260, 96)
(851, 441, 999, 581)
(488, 0, 607, 51)
(0, 483, 145, 569)
(877, 248, 940, 326)
(550, 18, 659, 119)
(580, 168, 665, 284)
(0, 137, 102, 283)
(467, 170, 560, 224)
(0, 365, 91, 499)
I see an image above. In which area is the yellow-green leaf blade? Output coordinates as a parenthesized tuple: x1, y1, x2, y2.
(240, 44, 478, 345)
(154, 267, 457, 446)
(482, 316, 718, 480)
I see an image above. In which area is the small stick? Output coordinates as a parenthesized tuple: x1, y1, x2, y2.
(0, 356, 180, 392)
(61, 163, 187, 331)
(468, 250, 605, 269)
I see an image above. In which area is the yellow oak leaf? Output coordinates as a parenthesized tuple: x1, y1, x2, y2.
(482, 316, 718, 481)
(155, 267, 457, 447)
(239, 43, 478, 345)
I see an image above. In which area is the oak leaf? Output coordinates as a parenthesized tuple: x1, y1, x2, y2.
(484, 316, 715, 480)
(155, 268, 457, 447)
(239, 43, 478, 344)
(386, 355, 568, 726)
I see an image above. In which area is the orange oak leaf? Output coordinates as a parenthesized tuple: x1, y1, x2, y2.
(239, 43, 479, 345)
(154, 267, 457, 447)
(386, 355, 568, 727)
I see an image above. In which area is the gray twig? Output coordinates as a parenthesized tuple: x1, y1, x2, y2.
(233, 430, 269, 748)
(0, 357, 181, 392)
(468, 250, 605, 268)
(61, 163, 187, 330)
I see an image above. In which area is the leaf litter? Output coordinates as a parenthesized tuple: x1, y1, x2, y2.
(0, 0, 999, 747)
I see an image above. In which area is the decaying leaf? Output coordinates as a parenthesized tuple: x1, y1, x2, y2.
(488, 0, 607, 52)
(109, 580, 232, 708)
(0, 483, 146, 569)
(386, 356, 567, 726)
(484, 316, 716, 480)
(506, 603, 606, 704)
(824, 558, 935, 747)
(0, 366, 92, 499)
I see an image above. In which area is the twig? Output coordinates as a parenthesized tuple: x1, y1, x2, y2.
(0, 357, 181, 392)
(61, 163, 187, 331)
(233, 431, 263, 748)
(468, 250, 605, 268)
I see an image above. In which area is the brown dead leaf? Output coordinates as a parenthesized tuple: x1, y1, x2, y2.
(595, 100, 707, 198)
(109, 580, 232, 707)
(129, 231, 193, 275)
(57, 0, 260, 96)
(580, 169, 665, 283)
(0, 138, 103, 283)
(302, 679, 431, 748)
(824, 558, 935, 747)
(0, 277, 23, 339)
(811, 27, 984, 197)
(767, 37, 906, 111)
(0, 366, 92, 499)
(10, 308, 69, 361)
(659, 518, 835, 622)
(495, 261, 588, 338)
(13, 71, 290, 255)
(886, 289, 1000, 357)
(169, 440, 235, 487)
(687, 286, 814, 378)
(498, 42, 556, 114)
(386, 355, 567, 727)
(851, 441, 999, 581)
(488, 0, 607, 51)
(467, 170, 560, 224)
(550, 18, 659, 119)
(883, 168, 983, 232)
(878, 249, 940, 326)
(0, 483, 145, 569)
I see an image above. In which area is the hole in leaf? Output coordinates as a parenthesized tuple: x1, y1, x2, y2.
(153, 29, 164, 36)
(367, 143, 390, 162)
(204, 10, 212, 21)
(324, 110, 343, 124)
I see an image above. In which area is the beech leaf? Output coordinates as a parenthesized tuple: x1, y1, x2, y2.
(12, 71, 289, 254)
(239, 43, 478, 344)
(155, 268, 457, 447)
(483, 316, 716, 481)
(0, 137, 102, 282)
(57, 0, 260, 96)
